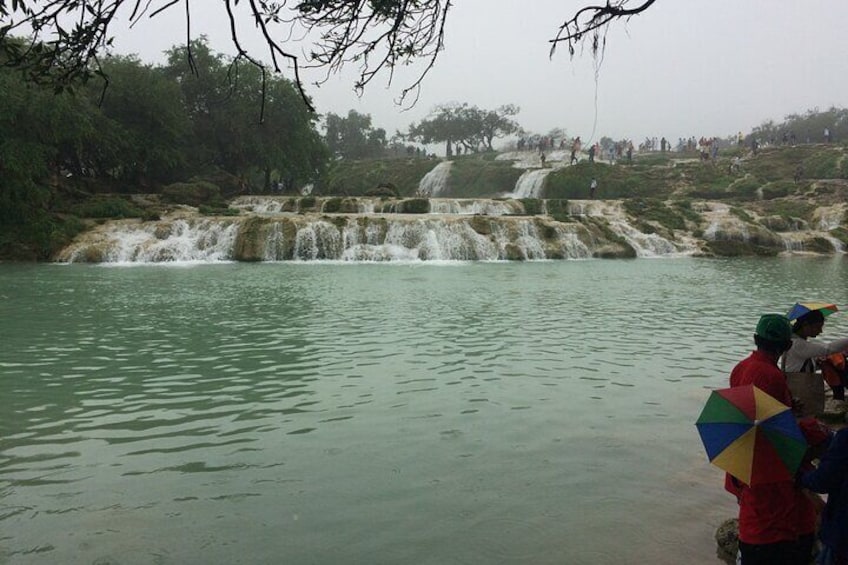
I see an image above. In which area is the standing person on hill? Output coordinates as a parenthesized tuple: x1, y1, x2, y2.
(783, 310, 848, 405)
(726, 314, 808, 565)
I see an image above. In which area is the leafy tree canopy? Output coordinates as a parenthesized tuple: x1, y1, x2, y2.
(324, 110, 388, 160)
(408, 103, 520, 156)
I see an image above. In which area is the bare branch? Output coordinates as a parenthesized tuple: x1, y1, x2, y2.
(549, 0, 657, 58)
(0, 0, 655, 114)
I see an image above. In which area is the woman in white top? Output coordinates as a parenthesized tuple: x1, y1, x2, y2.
(783, 310, 848, 400)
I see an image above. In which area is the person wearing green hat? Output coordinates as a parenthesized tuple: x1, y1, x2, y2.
(730, 313, 795, 402)
(726, 314, 807, 565)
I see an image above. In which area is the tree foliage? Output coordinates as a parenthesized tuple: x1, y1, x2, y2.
(324, 110, 388, 160)
(753, 107, 848, 144)
(408, 103, 520, 155)
(0, 37, 328, 257)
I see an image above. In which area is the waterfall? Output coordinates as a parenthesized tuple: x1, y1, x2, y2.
(607, 220, 682, 257)
(780, 234, 806, 253)
(57, 218, 239, 263)
(57, 196, 794, 264)
(428, 199, 524, 216)
(58, 213, 630, 263)
(553, 225, 593, 259)
(815, 204, 847, 230)
(418, 161, 453, 197)
(511, 169, 551, 198)
(824, 236, 845, 253)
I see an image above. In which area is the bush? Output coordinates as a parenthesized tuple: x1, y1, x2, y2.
(161, 181, 221, 206)
(299, 196, 317, 211)
(365, 186, 398, 198)
(728, 176, 762, 199)
(622, 198, 687, 231)
(198, 205, 240, 216)
(70, 196, 143, 218)
(761, 181, 794, 199)
(520, 199, 543, 216)
(546, 199, 570, 222)
(322, 197, 343, 213)
(399, 198, 430, 214)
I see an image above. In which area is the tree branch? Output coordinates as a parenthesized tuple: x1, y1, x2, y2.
(549, 0, 657, 57)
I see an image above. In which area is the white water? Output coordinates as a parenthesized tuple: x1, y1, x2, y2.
(56, 197, 846, 264)
(815, 204, 847, 230)
(418, 161, 453, 197)
(428, 199, 523, 216)
(61, 218, 239, 263)
(511, 168, 552, 198)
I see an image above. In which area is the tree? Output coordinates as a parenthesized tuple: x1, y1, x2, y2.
(84, 55, 192, 185)
(0, 1, 655, 111)
(324, 110, 388, 160)
(754, 107, 848, 145)
(163, 39, 327, 191)
(408, 103, 520, 155)
(477, 105, 520, 151)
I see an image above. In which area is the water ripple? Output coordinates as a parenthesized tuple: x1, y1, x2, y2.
(1, 259, 847, 563)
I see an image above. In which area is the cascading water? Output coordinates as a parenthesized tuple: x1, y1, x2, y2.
(511, 168, 551, 198)
(58, 218, 240, 263)
(55, 196, 845, 264)
(418, 161, 453, 197)
(428, 199, 523, 216)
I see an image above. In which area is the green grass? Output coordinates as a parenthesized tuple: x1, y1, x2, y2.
(448, 158, 524, 197)
(322, 158, 438, 196)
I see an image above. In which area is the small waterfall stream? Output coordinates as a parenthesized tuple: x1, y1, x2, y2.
(511, 168, 551, 198)
(418, 161, 453, 197)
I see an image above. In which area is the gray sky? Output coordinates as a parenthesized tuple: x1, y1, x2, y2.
(111, 1, 848, 147)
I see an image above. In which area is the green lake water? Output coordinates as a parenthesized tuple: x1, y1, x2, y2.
(2, 258, 847, 564)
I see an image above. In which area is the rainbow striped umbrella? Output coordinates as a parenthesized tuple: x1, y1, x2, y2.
(786, 302, 839, 322)
(696, 385, 807, 486)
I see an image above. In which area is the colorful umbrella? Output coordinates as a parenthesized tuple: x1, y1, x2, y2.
(696, 384, 807, 485)
(786, 302, 839, 322)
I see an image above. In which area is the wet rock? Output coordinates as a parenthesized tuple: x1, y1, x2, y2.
(715, 518, 738, 564)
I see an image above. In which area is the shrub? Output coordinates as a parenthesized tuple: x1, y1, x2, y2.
(161, 181, 221, 206)
(399, 198, 430, 214)
(365, 186, 398, 198)
(622, 198, 687, 231)
(546, 199, 570, 222)
(299, 196, 317, 211)
(520, 199, 543, 216)
(761, 181, 794, 200)
(322, 197, 343, 213)
(198, 205, 240, 216)
(70, 196, 143, 218)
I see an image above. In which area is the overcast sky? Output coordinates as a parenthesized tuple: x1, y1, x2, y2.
(111, 1, 848, 148)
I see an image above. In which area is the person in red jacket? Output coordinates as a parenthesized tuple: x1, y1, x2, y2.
(726, 314, 806, 565)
